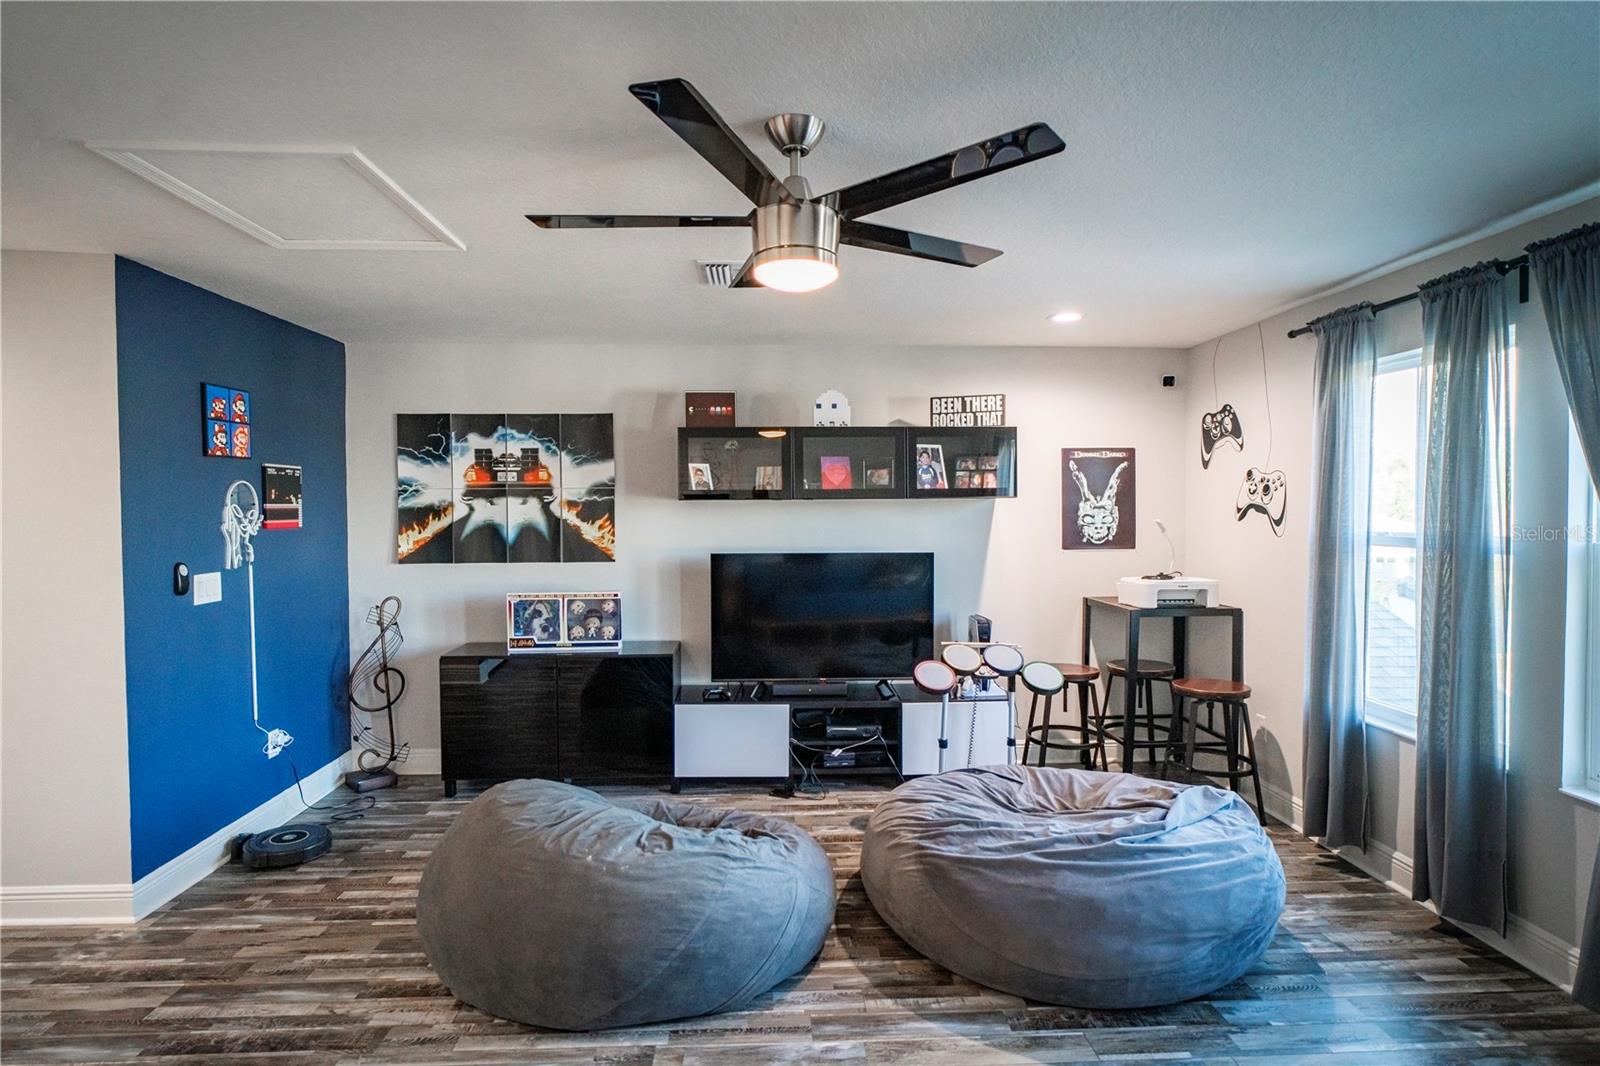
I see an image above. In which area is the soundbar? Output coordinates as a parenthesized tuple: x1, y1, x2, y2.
(767, 680, 850, 699)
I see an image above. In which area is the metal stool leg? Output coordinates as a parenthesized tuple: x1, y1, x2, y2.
(1224, 700, 1240, 800)
(1036, 691, 1054, 767)
(1183, 698, 1201, 780)
(1241, 701, 1265, 823)
(1162, 695, 1184, 777)
(1023, 691, 1040, 765)
(1088, 683, 1109, 770)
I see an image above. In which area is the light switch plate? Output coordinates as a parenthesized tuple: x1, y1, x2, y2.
(193, 571, 222, 605)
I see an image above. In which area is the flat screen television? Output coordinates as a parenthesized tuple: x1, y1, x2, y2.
(711, 552, 934, 681)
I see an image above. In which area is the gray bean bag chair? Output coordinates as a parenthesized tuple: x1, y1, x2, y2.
(861, 765, 1284, 1008)
(418, 780, 835, 1030)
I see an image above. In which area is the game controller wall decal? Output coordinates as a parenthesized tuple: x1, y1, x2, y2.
(1199, 336, 1245, 469)
(1231, 323, 1289, 536)
(1200, 403, 1244, 468)
(1236, 466, 1287, 536)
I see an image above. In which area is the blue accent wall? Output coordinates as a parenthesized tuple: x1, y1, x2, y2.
(115, 258, 348, 880)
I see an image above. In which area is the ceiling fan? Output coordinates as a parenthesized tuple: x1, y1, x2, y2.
(527, 78, 1064, 293)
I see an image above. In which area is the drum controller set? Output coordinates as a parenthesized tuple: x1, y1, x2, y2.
(912, 641, 1069, 772)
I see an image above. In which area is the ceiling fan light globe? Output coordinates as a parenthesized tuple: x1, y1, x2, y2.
(750, 250, 839, 293)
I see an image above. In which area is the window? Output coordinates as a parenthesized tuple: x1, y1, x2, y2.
(1570, 423, 1600, 791)
(1364, 350, 1424, 736)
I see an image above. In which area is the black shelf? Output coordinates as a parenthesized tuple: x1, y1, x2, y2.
(909, 427, 1018, 498)
(676, 425, 1017, 500)
(678, 427, 792, 499)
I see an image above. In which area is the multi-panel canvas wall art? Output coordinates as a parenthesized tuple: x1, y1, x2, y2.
(396, 413, 616, 564)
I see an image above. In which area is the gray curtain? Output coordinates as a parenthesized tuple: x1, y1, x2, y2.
(1412, 262, 1511, 935)
(1529, 221, 1600, 1008)
(1302, 303, 1376, 849)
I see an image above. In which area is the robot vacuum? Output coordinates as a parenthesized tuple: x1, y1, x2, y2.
(230, 823, 332, 869)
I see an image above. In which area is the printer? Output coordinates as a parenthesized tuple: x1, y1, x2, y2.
(1116, 576, 1220, 609)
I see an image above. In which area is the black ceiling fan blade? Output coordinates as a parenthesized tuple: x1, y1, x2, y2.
(628, 78, 792, 206)
(825, 123, 1064, 220)
(528, 214, 750, 229)
(727, 255, 763, 288)
(840, 220, 1002, 267)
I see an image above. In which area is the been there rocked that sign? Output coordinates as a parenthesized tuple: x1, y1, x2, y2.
(930, 393, 1006, 428)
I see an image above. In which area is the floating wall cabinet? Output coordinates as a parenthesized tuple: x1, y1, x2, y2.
(679, 427, 793, 500)
(677, 426, 1017, 501)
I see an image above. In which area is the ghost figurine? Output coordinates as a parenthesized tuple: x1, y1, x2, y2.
(814, 389, 852, 426)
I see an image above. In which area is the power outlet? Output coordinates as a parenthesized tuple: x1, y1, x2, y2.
(193, 571, 222, 605)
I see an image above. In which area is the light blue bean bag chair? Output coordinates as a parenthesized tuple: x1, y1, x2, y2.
(861, 765, 1284, 1008)
(418, 780, 835, 1030)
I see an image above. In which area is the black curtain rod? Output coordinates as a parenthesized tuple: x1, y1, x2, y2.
(1285, 254, 1530, 338)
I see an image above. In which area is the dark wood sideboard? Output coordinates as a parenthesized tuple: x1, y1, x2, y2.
(438, 641, 680, 797)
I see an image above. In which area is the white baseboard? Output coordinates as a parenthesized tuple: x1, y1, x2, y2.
(0, 883, 136, 926)
(391, 746, 440, 775)
(1255, 780, 1580, 993)
(1260, 779, 1305, 832)
(1337, 835, 1413, 896)
(1332, 831, 1581, 993)
(1, 751, 351, 926)
(130, 751, 351, 919)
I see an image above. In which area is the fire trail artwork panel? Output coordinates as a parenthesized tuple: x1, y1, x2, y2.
(396, 413, 616, 564)
(1062, 447, 1136, 550)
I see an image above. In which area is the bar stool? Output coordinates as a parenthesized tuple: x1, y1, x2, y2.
(1019, 662, 1106, 770)
(1162, 677, 1265, 822)
(1098, 658, 1177, 767)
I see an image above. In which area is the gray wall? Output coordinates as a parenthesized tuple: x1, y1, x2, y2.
(344, 342, 1189, 761)
(1181, 198, 1600, 986)
(0, 252, 134, 918)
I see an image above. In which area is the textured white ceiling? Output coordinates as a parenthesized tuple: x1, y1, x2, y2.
(3, 2, 1597, 347)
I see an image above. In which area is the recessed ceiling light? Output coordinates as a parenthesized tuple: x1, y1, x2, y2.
(1049, 311, 1084, 324)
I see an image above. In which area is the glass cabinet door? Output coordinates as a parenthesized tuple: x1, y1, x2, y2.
(907, 427, 1017, 497)
(793, 427, 908, 499)
(678, 428, 791, 499)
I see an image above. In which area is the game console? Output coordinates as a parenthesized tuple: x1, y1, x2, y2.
(1117, 577, 1220, 608)
(1236, 467, 1287, 536)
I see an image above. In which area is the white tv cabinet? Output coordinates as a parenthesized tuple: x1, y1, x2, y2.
(672, 682, 1014, 790)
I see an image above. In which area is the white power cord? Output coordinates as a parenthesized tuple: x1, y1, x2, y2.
(221, 479, 292, 759)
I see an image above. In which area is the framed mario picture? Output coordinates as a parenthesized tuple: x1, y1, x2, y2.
(203, 383, 251, 458)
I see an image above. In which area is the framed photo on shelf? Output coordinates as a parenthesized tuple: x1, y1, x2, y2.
(507, 592, 622, 651)
(506, 594, 565, 651)
(864, 459, 894, 488)
(819, 455, 853, 490)
(754, 465, 783, 491)
(684, 392, 735, 427)
(687, 462, 714, 492)
(914, 443, 947, 490)
(563, 593, 622, 646)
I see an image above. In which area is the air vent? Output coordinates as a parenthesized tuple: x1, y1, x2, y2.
(698, 261, 739, 287)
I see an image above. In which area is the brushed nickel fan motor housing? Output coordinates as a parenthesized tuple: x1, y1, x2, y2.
(765, 113, 826, 157)
(752, 198, 839, 266)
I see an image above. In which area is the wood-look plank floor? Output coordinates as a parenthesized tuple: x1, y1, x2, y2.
(3, 776, 1596, 1065)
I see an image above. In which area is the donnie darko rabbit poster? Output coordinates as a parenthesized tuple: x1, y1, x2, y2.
(1062, 447, 1136, 550)
(395, 413, 615, 564)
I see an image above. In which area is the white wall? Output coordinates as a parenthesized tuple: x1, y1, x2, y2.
(0, 251, 134, 920)
(346, 343, 1188, 758)
(1181, 198, 1600, 986)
